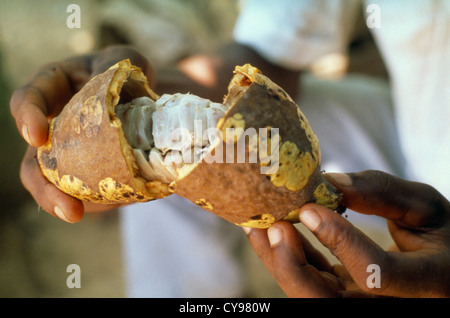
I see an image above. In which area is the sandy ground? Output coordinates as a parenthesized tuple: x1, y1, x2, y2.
(0, 0, 389, 298)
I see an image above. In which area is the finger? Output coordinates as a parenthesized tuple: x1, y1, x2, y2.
(298, 204, 446, 297)
(10, 86, 49, 147)
(298, 203, 387, 294)
(268, 222, 342, 297)
(10, 64, 78, 147)
(325, 170, 450, 229)
(297, 229, 333, 272)
(243, 223, 332, 272)
(245, 222, 341, 297)
(300, 205, 449, 297)
(242, 226, 272, 267)
(301, 175, 450, 297)
(20, 146, 84, 223)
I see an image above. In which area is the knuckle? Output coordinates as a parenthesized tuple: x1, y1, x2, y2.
(19, 148, 40, 190)
(9, 87, 27, 117)
(351, 170, 395, 203)
(11, 84, 46, 111)
(365, 170, 393, 196)
(418, 184, 450, 215)
(318, 218, 350, 253)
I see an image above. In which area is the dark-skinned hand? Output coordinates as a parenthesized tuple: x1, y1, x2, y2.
(244, 170, 450, 298)
(10, 45, 154, 222)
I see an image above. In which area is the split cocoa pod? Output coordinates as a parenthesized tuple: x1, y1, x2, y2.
(37, 59, 344, 228)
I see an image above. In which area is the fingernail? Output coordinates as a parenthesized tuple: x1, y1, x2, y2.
(54, 206, 70, 223)
(299, 209, 321, 231)
(325, 173, 353, 187)
(22, 125, 32, 146)
(267, 226, 283, 247)
(242, 226, 252, 235)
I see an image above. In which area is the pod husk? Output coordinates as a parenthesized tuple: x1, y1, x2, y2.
(173, 65, 344, 228)
(37, 60, 171, 204)
(37, 60, 344, 227)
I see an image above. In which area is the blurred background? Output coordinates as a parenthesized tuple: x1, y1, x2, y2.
(0, 0, 388, 297)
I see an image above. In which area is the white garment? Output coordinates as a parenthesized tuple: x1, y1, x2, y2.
(234, 0, 450, 199)
(367, 0, 450, 199)
(121, 195, 244, 297)
(234, 0, 360, 71)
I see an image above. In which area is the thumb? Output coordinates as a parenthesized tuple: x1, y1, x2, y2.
(298, 203, 386, 292)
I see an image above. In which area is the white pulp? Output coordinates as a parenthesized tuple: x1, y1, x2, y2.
(115, 94, 228, 183)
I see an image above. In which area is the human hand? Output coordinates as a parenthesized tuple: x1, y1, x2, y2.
(10, 45, 153, 222)
(244, 170, 450, 297)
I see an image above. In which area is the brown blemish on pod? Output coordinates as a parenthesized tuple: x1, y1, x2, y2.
(59, 174, 102, 202)
(237, 213, 275, 229)
(73, 95, 103, 137)
(98, 177, 148, 202)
